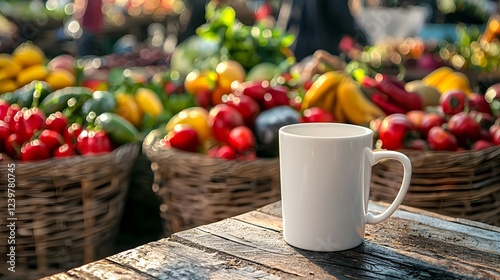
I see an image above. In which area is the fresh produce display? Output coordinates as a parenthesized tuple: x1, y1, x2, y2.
(370, 86, 500, 151)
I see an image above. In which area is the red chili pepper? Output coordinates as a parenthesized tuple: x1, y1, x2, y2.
(374, 74, 423, 111)
(371, 92, 407, 115)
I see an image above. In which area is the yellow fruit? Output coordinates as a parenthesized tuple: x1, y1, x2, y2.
(166, 107, 212, 143)
(405, 80, 441, 108)
(0, 54, 21, 80)
(45, 69, 76, 90)
(12, 42, 46, 68)
(0, 79, 18, 94)
(16, 64, 48, 86)
(115, 92, 143, 127)
(215, 60, 246, 91)
(135, 87, 164, 117)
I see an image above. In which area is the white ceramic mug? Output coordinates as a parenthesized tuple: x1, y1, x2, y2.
(279, 123, 412, 251)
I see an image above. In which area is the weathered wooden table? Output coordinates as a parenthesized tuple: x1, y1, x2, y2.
(44, 201, 499, 279)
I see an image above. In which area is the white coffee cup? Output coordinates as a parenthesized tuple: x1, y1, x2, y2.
(279, 122, 411, 251)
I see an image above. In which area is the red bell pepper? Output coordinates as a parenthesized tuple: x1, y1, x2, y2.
(371, 92, 407, 115)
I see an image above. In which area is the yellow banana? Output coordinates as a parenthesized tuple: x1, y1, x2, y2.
(421, 66, 454, 87)
(335, 76, 385, 126)
(0, 54, 21, 80)
(301, 71, 344, 111)
(331, 94, 346, 123)
(435, 72, 472, 96)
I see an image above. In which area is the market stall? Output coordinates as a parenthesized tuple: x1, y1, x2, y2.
(1, 0, 500, 278)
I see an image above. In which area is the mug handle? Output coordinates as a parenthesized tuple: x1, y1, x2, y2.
(364, 148, 412, 224)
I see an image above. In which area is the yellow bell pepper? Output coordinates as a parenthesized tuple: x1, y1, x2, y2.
(134, 87, 164, 118)
(115, 92, 143, 127)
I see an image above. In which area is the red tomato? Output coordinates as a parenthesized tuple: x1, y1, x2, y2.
(440, 90, 468, 116)
(427, 126, 458, 151)
(228, 126, 255, 152)
(38, 129, 65, 153)
(53, 143, 77, 158)
(378, 114, 418, 150)
(45, 112, 69, 134)
(20, 139, 50, 161)
(164, 124, 200, 153)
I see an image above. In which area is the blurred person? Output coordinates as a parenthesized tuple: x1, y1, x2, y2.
(285, 0, 369, 61)
(73, 0, 105, 56)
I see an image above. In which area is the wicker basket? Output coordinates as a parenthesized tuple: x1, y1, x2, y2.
(370, 146, 500, 226)
(0, 143, 139, 279)
(143, 130, 281, 235)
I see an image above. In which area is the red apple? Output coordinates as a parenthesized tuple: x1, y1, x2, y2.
(468, 93, 492, 114)
(471, 140, 493, 151)
(427, 126, 458, 151)
(440, 90, 468, 116)
(164, 124, 200, 152)
(406, 110, 426, 131)
(213, 145, 236, 160)
(447, 112, 481, 147)
(378, 113, 418, 150)
(225, 94, 260, 127)
(301, 107, 335, 123)
(209, 104, 244, 143)
(420, 112, 446, 138)
(492, 129, 500, 146)
(228, 126, 255, 152)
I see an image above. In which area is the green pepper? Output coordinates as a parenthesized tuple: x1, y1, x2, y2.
(81, 90, 117, 116)
(39, 86, 93, 115)
(94, 112, 140, 144)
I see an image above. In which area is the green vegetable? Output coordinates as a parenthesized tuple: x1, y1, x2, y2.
(167, 93, 196, 116)
(0, 81, 52, 107)
(39, 86, 93, 115)
(94, 112, 140, 144)
(81, 90, 117, 116)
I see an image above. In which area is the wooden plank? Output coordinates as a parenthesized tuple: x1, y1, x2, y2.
(106, 237, 282, 280)
(41, 259, 153, 280)
(172, 205, 500, 279)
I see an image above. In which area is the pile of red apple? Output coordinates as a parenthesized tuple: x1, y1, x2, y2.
(372, 89, 500, 151)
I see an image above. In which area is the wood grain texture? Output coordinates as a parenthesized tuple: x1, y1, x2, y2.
(43, 201, 500, 280)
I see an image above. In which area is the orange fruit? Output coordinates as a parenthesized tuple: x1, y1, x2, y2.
(184, 70, 216, 95)
(215, 60, 246, 91)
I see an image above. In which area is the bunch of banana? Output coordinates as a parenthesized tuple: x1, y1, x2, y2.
(421, 66, 472, 95)
(301, 71, 385, 125)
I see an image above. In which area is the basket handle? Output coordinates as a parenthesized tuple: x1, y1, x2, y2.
(365, 149, 412, 224)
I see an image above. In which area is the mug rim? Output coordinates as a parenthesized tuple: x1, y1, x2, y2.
(279, 122, 373, 138)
